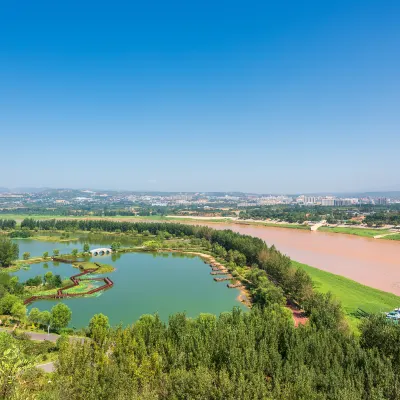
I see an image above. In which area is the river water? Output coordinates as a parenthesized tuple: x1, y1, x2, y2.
(188, 222, 400, 296)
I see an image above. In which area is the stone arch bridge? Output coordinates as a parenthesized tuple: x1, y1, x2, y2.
(90, 248, 112, 256)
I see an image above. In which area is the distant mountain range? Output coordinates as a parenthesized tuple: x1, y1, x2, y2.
(0, 187, 52, 193)
(0, 186, 399, 198)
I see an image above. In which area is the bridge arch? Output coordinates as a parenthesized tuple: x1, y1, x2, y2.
(90, 247, 112, 256)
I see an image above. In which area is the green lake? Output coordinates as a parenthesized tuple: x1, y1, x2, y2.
(12, 239, 246, 328)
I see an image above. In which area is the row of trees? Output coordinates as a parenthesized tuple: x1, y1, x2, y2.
(238, 204, 400, 225)
(25, 271, 63, 288)
(0, 237, 19, 267)
(28, 303, 72, 331)
(365, 211, 400, 226)
(0, 219, 16, 230)
(34, 307, 400, 399)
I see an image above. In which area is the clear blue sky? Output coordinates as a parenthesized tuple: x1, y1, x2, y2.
(1, 1, 399, 193)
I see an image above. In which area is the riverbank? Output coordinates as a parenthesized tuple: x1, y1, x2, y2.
(317, 226, 398, 239)
(294, 260, 400, 330)
(4, 213, 400, 240)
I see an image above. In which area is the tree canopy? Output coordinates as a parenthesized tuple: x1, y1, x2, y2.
(0, 237, 19, 267)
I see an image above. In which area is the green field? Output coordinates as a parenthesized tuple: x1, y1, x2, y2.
(294, 260, 400, 328)
(257, 222, 310, 230)
(384, 234, 400, 241)
(318, 226, 392, 238)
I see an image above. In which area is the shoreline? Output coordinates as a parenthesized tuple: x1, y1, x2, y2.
(2, 213, 400, 241)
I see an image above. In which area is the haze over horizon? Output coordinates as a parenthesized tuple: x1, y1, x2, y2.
(1, 1, 399, 193)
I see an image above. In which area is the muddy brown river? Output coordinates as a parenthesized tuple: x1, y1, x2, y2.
(190, 222, 400, 296)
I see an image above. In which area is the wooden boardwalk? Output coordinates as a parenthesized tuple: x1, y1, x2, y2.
(23, 261, 114, 305)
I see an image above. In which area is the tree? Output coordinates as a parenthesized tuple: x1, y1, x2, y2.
(43, 251, 49, 259)
(88, 314, 110, 346)
(22, 252, 30, 260)
(83, 243, 90, 253)
(0, 341, 31, 399)
(10, 302, 26, 322)
(53, 249, 60, 257)
(0, 294, 19, 315)
(50, 303, 72, 331)
(144, 241, 160, 251)
(53, 274, 62, 287)
(44, 271, 54, 284)
(71, 249, 78, 257)
(111, 242, 121, 252)
(0, 237, 19, 267)
(39, 310, 51, 328)
(28, 308, 41, 325)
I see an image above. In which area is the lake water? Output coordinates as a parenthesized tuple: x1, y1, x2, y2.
(12, 239, 245, 328)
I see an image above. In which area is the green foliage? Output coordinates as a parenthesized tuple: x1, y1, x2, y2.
(0, 335, 32, 399)
(42, 251, 49, 259)
(0, 294, 20, 315)
(39, 310, 51, 327)
(88, 313, 110, 346)
(0, 219, 17, 230)
(10, 302, 26, 321)
(144, 240, 160, 251)
(50, 303, 72, 331)
(22, 252, 30, 260)
(45, 307, 400, 399)
(0, 237, 19, 267)
(83, 243, 90, 253)
(20, 218, 37, 230)
(71, 248, 78, 257)
(8, 230, 32, 238)
(43, 271, 62, 288)
(52, 249, 60, 256)
(25, 275, 43, 286)
(28, 307, 41, 324)
(110, 241, 121, 252)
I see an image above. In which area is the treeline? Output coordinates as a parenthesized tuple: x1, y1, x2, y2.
(365, 211, 400, 227)
(239, 205, 400, 226)
(0, 218, 16, 230)
(33, 308, 400, 399)
(239, 205, 348, 224)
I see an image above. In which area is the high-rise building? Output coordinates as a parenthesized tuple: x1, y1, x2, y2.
(322, 198, 335, 206)
(304, 196, 317, 205)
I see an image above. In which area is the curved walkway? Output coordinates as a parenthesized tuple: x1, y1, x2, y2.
(24, 260, 114, 305)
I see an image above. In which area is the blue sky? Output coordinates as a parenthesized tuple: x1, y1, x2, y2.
(1, 0, 399, 193)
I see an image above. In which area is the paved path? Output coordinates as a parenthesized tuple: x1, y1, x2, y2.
(311, 220, 326, 231)
(374, 232, 399, 239)
(36, 361, 55, 373)
(0, 328, 59, 342)
(0, 328, 85, 373)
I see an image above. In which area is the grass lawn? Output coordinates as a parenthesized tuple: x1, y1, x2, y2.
(383, 234, 400, 241)
(293, 260, 400, 330)
(73, 261, 115, 273)
(33, 235, 79, 242)
(256, 222, 310, 230)
(318, 226, 392, 238)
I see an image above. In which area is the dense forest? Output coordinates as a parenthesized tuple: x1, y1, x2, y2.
(2, 219, 400, 398)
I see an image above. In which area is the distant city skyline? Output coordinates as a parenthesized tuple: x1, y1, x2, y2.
(1, 1, 400, 192)
(1, 186, 400, 198)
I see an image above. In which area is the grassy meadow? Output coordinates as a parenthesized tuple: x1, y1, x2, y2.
(294, 260, 400, 329)
(318, 226, 393, 238)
